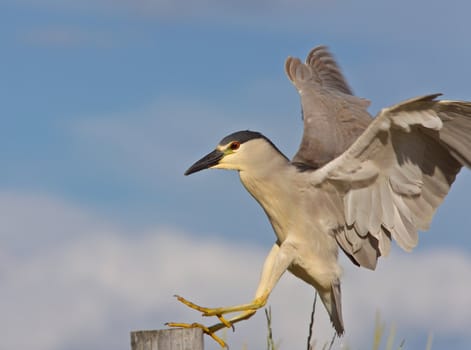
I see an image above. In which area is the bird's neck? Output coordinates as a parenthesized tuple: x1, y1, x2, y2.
(238, 155, 294, 242)
(239, 149, 290, 188)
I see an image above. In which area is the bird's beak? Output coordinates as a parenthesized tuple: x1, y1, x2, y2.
(184, 149, 224, 175)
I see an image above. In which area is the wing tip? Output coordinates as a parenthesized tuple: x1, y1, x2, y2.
(284, 56, 305, 85)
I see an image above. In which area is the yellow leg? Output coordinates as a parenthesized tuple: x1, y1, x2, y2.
(206, 308, 258, 333)
(174, 294, 268, 316)
(166, 309, 260, 348)
(167, 242, 295, 348)
(167, 294, 268, 348)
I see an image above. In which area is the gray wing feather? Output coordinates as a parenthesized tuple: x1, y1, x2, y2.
(313, 94, 471, 269)
(305, 46, 354, 95)
(285, 46, 372, 168)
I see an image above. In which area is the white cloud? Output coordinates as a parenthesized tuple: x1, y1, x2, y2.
(0, 192, 470, 350)
(340, 250, 471, 349)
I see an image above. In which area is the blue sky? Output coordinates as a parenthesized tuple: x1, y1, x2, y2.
(1, 1, 471, 350)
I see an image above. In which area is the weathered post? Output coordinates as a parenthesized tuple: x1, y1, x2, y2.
(130, 328, 204, 350)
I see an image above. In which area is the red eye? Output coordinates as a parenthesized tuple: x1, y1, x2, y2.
(230, 141, 240, 150)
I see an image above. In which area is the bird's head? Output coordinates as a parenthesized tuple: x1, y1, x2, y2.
(185, 130, 284, 175)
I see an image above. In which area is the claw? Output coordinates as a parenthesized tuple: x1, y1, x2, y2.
(174, 294, 211, 313)
(166, 322, 228, 348)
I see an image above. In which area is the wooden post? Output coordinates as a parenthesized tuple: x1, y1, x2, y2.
(130, 328, 204, 350)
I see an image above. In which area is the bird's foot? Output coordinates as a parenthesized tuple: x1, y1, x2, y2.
(172, 295, 234, 327)
(168, 294, 268, 348)
(174, 294, 267, 316)
(165, 321, 228, 348)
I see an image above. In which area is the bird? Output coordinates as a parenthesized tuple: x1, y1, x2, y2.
(166, 46, 471, 347)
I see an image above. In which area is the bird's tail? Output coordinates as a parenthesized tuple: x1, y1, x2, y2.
(319, 280, 344, 336)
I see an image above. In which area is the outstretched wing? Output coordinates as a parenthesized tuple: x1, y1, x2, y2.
(311, 94, 471, 269)
(285, 46, 372, 169)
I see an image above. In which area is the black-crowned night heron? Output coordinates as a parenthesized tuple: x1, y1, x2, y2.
(167, 46, 471, 347)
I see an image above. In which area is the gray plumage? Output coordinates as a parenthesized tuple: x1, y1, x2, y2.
(286, 46, 372, 169)
(183, 46, 471, 339)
